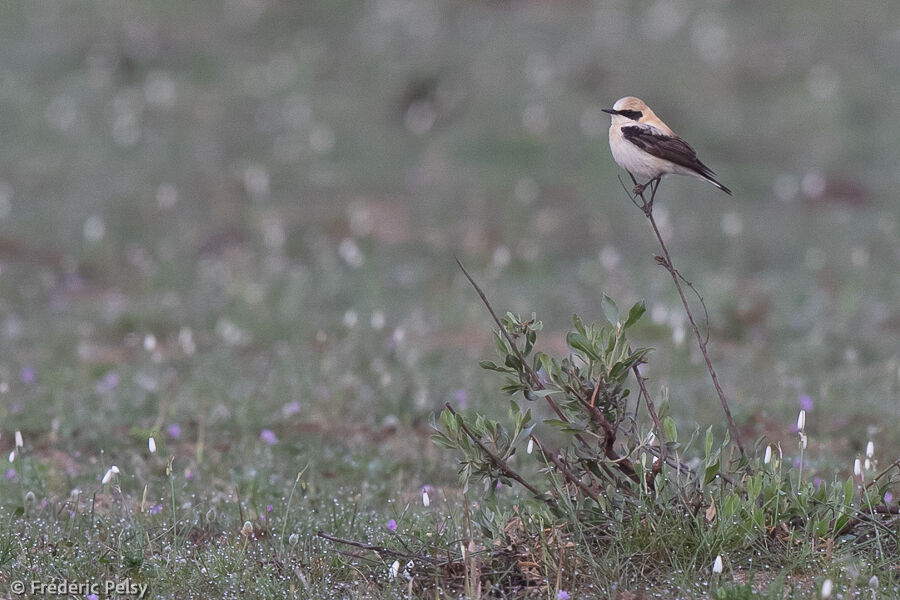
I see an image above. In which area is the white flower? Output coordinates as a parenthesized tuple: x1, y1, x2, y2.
(712, 555, 723, 574)
(868, 575, 878, 588)
(288, 533, 300, 546)
(8, 450, 15, 463)
(389, 560, 400, 580)
(821, 578, 832, 598)
(797, 410, 806, 432)
(854, 458, 862, 476)
(866, 440, 874, 458)
(526, 438, 534, 455)
(342, 310, 359, 328)
(764, 446, 772, 465)
(422, 488, 430, 507)
(15, 430, 23, 448)
(101, 465, 120, 484)
(148, 436, 157, 454)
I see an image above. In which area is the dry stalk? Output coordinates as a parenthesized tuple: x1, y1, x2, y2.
(621, 175, 746, 457)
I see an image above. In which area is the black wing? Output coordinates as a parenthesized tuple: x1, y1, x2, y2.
(621, 125, 718, 180)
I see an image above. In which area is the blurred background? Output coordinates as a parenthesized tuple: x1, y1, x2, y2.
(1, 0, 899, 474)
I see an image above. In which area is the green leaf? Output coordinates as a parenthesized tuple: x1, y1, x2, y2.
(493, 332, 509, 356)
(704, 458, 720, 485)
(543, 419, 585, 434)
(663, 417, 677, 443)
(566, 332, 599, 360)
(509, 399, 521, 419)
(535, 352, 552, 374)
(504, 354, 522, 370)
(624, 300, 646, 329)
(431, 435, 457, 450)
(601, 295, 620, 325)
(572, 314, 587, 336)
(480, 360, 511, 373)
(842, 477, 854, 507)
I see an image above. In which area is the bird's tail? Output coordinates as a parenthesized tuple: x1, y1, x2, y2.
(695, 160, 732, 195)
(704, 174, 732, 195)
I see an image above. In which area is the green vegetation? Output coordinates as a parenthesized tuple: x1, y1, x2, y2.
(1, 0, 899, 597)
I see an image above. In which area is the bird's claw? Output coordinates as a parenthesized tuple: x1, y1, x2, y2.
(632, 183, 646, 196)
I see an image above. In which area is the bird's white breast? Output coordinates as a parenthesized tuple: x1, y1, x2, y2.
(608, 124, 670, 179)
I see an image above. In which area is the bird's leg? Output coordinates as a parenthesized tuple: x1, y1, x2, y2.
(627, 172, 654, 213)
(628, 172, 647, 197)
(629, 174, 647, 197)
(642, 176, 662, 214)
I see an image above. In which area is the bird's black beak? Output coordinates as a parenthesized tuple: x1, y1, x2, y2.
(601, 108, 617, 115)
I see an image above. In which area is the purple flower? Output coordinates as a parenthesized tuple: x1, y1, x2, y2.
(21, 366, 36, 384)
(387, 519, 397, 532)
(150, 503, 163, 515)
(282, 400, 301, 416)
(96, 371, 120, 393)
(798, 394, 814, 411)
(557, 591, 570, 600)
(260, 429, 278, 445)
(5, 468, 16, 481)
(885, 491, 894, 504)
(813, 477, 823, 489)
(167, 423, 182, 439)
(267, 504, 274, 513)
(87, 594, 99, 600)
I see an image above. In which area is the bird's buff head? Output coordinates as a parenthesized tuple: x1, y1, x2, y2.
(602, 96, 654, 124)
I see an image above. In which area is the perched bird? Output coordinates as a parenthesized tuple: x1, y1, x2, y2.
(603, 96, 731, 195)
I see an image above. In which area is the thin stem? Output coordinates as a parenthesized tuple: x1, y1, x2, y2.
(445, 403, 552, 505)
(625, 179, 746, 458)
(457, 258, 599, 453)
(317, 531, 440, 564)
(630, 361, 667, 465)
(456, 257, 540, 388)
(531, 436, 601, 503)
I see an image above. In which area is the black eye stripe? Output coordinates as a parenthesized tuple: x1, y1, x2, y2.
(618, 109, 642, 121)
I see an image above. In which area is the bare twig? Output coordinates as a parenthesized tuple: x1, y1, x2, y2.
(456, 257, 540, 388)
(317, 531, 440, 564)
(456, 258, 595, 452)
(864, 459, 900, 491)
(630, 361, 667, 465)
(444, 403, 553, 505)
(622, 177, 746, 457)
(570, 395, 639, 483)
(531, 436, 601, 503)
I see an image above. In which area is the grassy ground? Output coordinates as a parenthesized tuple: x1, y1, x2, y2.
(1, 0, 900, 597)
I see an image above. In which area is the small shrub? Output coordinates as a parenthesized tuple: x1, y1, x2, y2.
(432, 295, 900, 594)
